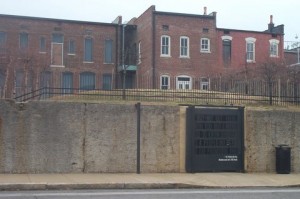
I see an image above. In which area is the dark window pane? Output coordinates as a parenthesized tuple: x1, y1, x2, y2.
(62, 72, 73, 94)
(40, 37, 46, 52)
(0, 32, 6, 46)
(84, 38, 93, 62)
(223, 40, 231, 64)
(20, 33, 28, 49)
(80, 72, 95, 90)
(102, 74, 112, 90)
(40, 71, 52, 87)
(52, 33, 64, 43)
(69, 40, 75, 54)
(105, 40, 113, 63)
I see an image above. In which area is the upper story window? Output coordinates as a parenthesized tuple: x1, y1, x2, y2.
(269, 39, 280, 57)
(104, 39, 113, 63)
(138, 41, 141, 64)
(68, 40, 75, 55)
(245, 37, 256, 62)
(19, 32, 28, 50)
(221, 36, 233, 65)
(0, 32, 6, 47)
(39, 37, 46, 52)
(180, 36, 189, 58)
(161, 35, 170, 57)
(200, 38, 210, 53)
(84, 37, 93, 62)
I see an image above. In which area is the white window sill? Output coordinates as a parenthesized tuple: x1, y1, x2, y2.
(104, 62, 114, 64)
(160, 55, 171, 57)
(83, 61, 94, 64)
(246, 60, 256, 63)
(68, 53, 76, 56)
(50, 65, 65, 68)
(39, 52, 47, 54)
(180, 56, 190, 58)
(200, 50, 211, 53)
(270, 55, 279, 58)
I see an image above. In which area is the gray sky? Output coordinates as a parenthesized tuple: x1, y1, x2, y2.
(0, 0, 299, 42)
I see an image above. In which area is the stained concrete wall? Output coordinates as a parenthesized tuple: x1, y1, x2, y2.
(245, 107, 300, 173)
(0, 100, 180, 173)
(1, 99, 300, 173)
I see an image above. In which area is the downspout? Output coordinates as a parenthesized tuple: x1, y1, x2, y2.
(152, 11, 156, 89)
(115, 25, 119, 89)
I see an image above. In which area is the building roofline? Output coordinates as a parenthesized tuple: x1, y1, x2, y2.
(0, 13, 118, 27)
(217, 28, 284, 35)
(153, 11, 215, 19)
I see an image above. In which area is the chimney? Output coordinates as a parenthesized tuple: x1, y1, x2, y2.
(268, 15, 274, 33)
(204, 7, 207, 15)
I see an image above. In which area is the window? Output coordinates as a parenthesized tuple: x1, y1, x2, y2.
(222, 36, 232, 65)
(39, 37, 46, 52)
(80, 72, 95, 90)
(68, 40, 75, 54)
(104, 39, 113, 63)
(84, 37, 93, 62)
(19, 32, 28, 49)
(245, 37, 256, 62)
(180, 36, 189, 57)
(40, 71, 52, 87)
(176, 76, 191, 90)
(102, 74, 112, 90)
(62, 72, 73, 94)
(52, 33, 63, 43)
(269, 39, 279, 57)
(200, 38, 210, 53)
(160, 75, 170, 90)
(51, 33, 64, 66)
(162, 25, 169, 31)
(138, 41, 141, 64)
(200, 78, 209, 90)
(0, 32, 6, 47)
(15, 70, 24, 97)
(161, 35, 170, 56)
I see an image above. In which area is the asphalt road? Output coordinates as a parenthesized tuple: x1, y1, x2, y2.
(0, 188, 300, 199)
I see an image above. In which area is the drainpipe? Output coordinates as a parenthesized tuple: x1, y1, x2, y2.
(122, 24, 127, 99)
(152, 11, 156, 89)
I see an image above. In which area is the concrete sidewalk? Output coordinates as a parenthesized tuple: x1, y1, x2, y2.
(0, 173, 300, 191)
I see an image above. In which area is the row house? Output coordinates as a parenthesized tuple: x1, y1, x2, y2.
(0, 5, 285, 98)
(0, 14, 122, 98)
(124, 6, 284, 90)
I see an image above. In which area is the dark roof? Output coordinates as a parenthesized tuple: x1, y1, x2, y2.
(217, 27, 284, 35)
(0, 14, 118, 27)
(154, 11, 215, 19)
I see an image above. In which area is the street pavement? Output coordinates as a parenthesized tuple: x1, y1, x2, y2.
(0, 173, 300, 191)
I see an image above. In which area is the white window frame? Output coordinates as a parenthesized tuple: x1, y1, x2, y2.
(180, 36, 189, 58)
(176, 75, 192, 90)
(161, 35, 171, 57)
(200, 38, 211, 53)
(245, 37, 256, 63)
(269, 39, 279, 57)
(200, 77, 210, 90)
(160, 75, 170, 90)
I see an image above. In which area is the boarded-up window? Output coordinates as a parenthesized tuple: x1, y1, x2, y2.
(223, 40, 231, 65)
(51, 34, 64, 66)
(20, 33, 28, 49)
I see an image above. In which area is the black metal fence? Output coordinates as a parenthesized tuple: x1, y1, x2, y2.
(13, 80, 300, 107)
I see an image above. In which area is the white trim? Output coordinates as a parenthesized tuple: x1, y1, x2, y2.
(200, 38, 211, 53)
(221, 36, 233, 41)
(245, 37, 256, 43)
(161, 35, 171, 57)
(176, 75, 192, 90)
(180, 36, 190, 58)
(245, 37, 256, 62)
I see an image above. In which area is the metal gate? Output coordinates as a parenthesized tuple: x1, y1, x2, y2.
(186, 106, 244, 172)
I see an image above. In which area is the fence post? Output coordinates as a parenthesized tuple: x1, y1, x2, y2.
(269, 82, 273, 105)
(135, 102, 141, 174)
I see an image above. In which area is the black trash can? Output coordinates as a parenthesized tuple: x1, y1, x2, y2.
(275, 145, 291, 174)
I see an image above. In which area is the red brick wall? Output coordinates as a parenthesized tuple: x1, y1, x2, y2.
(0, 15, 118, 97)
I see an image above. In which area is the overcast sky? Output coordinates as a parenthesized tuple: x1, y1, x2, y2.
(0, 0, 299, 42)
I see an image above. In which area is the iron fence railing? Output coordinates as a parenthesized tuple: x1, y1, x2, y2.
(13, 86, 300, 106)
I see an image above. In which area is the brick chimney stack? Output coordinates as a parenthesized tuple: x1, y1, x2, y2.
(204, 7, 207, 15)
(268, 15, 274, 33)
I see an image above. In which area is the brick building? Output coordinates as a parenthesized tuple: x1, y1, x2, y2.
(0, 14, 122, 98)
(0, 5, 285, 98)
(124, 6, 284, 90)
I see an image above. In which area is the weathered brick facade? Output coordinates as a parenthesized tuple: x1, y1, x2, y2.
(0, 5, 285, 98)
